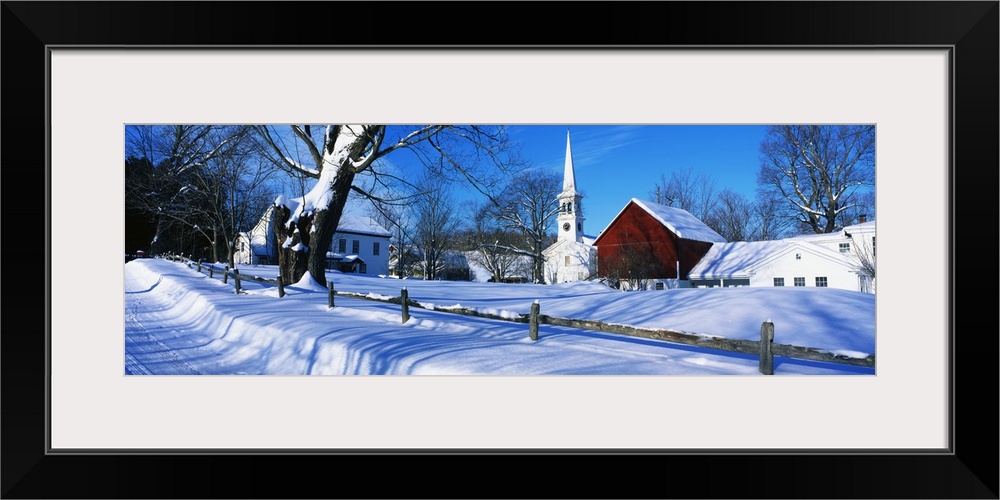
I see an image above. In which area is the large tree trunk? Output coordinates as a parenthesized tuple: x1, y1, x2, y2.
(306, 170, 356, 286)
(272, 204, 309, 286)
(272, 167, 358, 287)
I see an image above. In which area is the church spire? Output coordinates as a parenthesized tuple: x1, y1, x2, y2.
(557, 129, 584, 244)
(563, 129, 578, 195)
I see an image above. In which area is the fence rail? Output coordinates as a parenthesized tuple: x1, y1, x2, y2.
(164, 254, 875, 371)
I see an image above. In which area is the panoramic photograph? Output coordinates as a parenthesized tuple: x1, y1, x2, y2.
(124, 124, 876, 376)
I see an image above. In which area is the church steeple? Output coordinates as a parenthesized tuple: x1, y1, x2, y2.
(563, 129, 578, 196)
(557, 129, 584, 243)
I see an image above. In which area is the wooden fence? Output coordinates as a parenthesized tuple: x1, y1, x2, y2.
(166, 255, 876, 372)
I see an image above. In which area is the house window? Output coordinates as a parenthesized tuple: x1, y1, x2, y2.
(338, 239, 346, 253)
(773, 277, 784, 287)
(352, 240, 359, 254)
(839, 243, 851, 253)
(815, 277, 828, 287)
(359, 263, 367, 274)
(655, 282, 664, 290)
(373, 242, 380, 256)
(565, 255, 571, 266)
(794, 277, 805, 287)
(872, 237, 875, 256)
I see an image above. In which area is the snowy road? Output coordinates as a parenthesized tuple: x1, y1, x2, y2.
(124, 272, 203, 375)
(123, 259, 873, 375)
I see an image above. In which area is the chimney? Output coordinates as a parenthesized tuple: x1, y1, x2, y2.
(859, 214, 867, 223)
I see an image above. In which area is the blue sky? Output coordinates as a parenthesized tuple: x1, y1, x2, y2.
(504, 124, 770, 235)
(127, 124, 771, 237)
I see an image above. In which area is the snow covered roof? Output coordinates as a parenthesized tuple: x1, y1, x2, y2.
(598, 198, 726, 244)
(785, 231, 844, 245)
(845, 220, 875, 230)
(334, 214, 391, 238)
(788, 220, 876, 243)
(689, 239, 857, 279)
(689, 241, 789, 279)
(844, 220, 876, 235)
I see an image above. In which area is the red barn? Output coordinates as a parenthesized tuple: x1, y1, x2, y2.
(593, 198, 726, 285)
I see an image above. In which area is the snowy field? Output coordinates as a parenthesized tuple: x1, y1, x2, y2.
(124, 258, 875, 375)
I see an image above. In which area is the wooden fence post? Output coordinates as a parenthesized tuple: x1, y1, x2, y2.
(277, 276, 285, 298)
(209, 265, 214, 278)
(401, 288, 409, 323)
(328, 281, 335, 308)
(760, 320, 774, 375)
(529, 300, 540, 341)
(197, 260, 203, 273)
(233, 268, 242, 294)
(223, 266, 229, 284)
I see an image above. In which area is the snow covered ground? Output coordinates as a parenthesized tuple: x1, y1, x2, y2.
(124, 258, 875, 375)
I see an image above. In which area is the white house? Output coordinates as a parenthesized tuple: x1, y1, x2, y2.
(542, 130, 598, 283)
(326, 214, 392, 276)
(235, 206, 392, 276)
(786, 218, 875, 259)
(234, 210, 277, 266)
(688, 238, 868, 291)
(784, 218, 875, 292)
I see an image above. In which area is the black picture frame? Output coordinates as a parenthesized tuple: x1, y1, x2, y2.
(3, 2, 997, 498)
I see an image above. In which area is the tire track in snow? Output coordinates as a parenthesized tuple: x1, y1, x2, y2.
(125, 267, 202, 375)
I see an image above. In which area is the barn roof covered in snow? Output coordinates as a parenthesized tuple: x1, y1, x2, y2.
(595, 198, 727, 245)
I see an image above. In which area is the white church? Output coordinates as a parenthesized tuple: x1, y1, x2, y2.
(542, 131, 598, 284)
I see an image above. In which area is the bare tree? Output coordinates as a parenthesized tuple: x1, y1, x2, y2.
(757, 125, 875, 234)
(746, 189, 794, 241)
(463, 202, 524, 283)
(649, 167, 718, 223)
(710, 189, 755, 242)
(193, 138, 280, 266)
(493, 169, 561, 282)
(837, 190, 875, 229)
(254, 125, 518, 286)
(124, 125, 250, 257)
(367, 196, 417, 278)
(412, 173, 461, 280)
